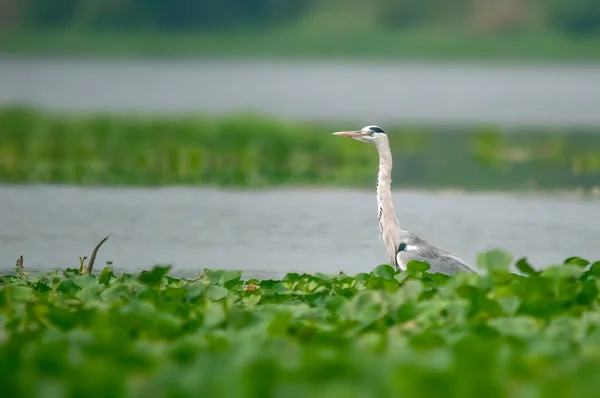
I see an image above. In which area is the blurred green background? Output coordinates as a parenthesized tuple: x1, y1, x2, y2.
(1, 0, 600, 59)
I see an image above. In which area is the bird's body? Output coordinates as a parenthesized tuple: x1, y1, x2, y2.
(395, 230, 474, 275)
(333, 125, 476, 276)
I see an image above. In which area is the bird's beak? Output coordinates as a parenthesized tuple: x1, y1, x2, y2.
(332, 130, 363, 138)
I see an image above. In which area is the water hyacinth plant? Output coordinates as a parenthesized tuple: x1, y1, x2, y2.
(2, 251, 600, 397)
(2, 106, 600, 190)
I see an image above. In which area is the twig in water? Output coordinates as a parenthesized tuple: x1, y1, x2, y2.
(16, 255, 24, 278)
(84, 234, 111, 275)
(79, 257, 87, 272)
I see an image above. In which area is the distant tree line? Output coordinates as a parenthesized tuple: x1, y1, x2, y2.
(3, 0, 599, 35)
(14, 0, 311, 31)
(375, 0, 600, 35)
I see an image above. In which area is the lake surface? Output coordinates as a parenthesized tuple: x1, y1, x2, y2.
(1, 185, 598, 279)
(2, 58, 600, 127)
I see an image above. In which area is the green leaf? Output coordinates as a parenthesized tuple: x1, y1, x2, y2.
(394, 272, 409, 284)
(354, 273, 371, 282)
(205, 269, 243, 286)
(585, 261, 600, 278)
(186, 283, 207, 302)
(47, 306, 80, 331)
(58, 279, 79, 297)
(314, 272, 334, 281)
(406, 260, 430, 278)
(203, 301, 226, 327)
(282, 273, 302, 283)
(206, 285, 229, 301)
(138, 287, 160, 305)
(138, 265, 171, 286)
(397, 280, 423, 302)
(325, 296, 349, 313)
(353, 291, 386, 325)
(165, 276, 181, 286)
(423, 273, 450, 284)
(162, 288, 187, 311)
(100, 284, 130, 303)
(307, 279, 324, 293)
(563, 257, 590, 267)
(99, 267, 115, 285)
(477, 249, 513, 273)
(6, 285, 34, 301)
(541, 265, 585, 280)
(545, 316, 587, 343)
(457, 285, 504, 317)
(488, 316, 540, 338)
(515, 257, 538, 275)
(72, 275, 97, 289)
(242, 294, 261, 307)
(267, 312, 293, 337)
(34, 280, 52, 293)
(76, 285, 101, 303)
(577, 279, 598, 305)
(497, 297, 521, 316)
(396, 303, 417, 322)
(409, 332, 446, 350)
(372, 264, 396, 280)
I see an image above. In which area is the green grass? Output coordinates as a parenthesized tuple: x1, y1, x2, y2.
(2, 251, 600, 397)
(2, 107, 600, 190)
(2, 28, 600, 61)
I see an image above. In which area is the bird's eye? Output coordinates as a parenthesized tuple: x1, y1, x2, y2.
(368, 130, 375, 136)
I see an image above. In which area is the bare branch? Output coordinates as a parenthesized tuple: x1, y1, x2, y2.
(84, 234, 111, 274)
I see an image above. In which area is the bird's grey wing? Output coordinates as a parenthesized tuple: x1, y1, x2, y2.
(397, 232, 476, 276)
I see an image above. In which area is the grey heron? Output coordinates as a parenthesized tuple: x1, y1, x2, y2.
(333, 125, 476, 276)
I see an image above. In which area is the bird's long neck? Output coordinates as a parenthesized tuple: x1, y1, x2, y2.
(375, 137, 402, 267)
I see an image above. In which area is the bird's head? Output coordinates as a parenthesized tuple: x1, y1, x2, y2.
(332, 125, 387, 145)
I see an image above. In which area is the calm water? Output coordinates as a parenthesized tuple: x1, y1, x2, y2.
(1, 185, 598, 279)
(2, 58, 600, 126)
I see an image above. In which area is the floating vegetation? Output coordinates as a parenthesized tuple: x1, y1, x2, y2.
(1, 106, 600, 190)
(2, 251, 600, 397)
(2, 29, 600, 61)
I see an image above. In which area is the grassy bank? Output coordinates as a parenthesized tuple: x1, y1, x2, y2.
(1, 107, 600, 190)
(2, 252, 600, 397)
(2, 29, 600, 62)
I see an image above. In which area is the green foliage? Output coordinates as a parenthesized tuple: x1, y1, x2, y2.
(477, 249, 513, 273)
(515, 258, 539, 276)
(1, 107, 600, 190)
(138, 265, 172, 286)
(10, 0, 600, 38)
(547, 0, 600, 35)
(3, 0, 600, 60)
(377, 0, 469, 29)
(2, 29, 600, 61)
(2, 250, 600, 397)
(406, 260, 430, 278)
(21, 0, 312, 31)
